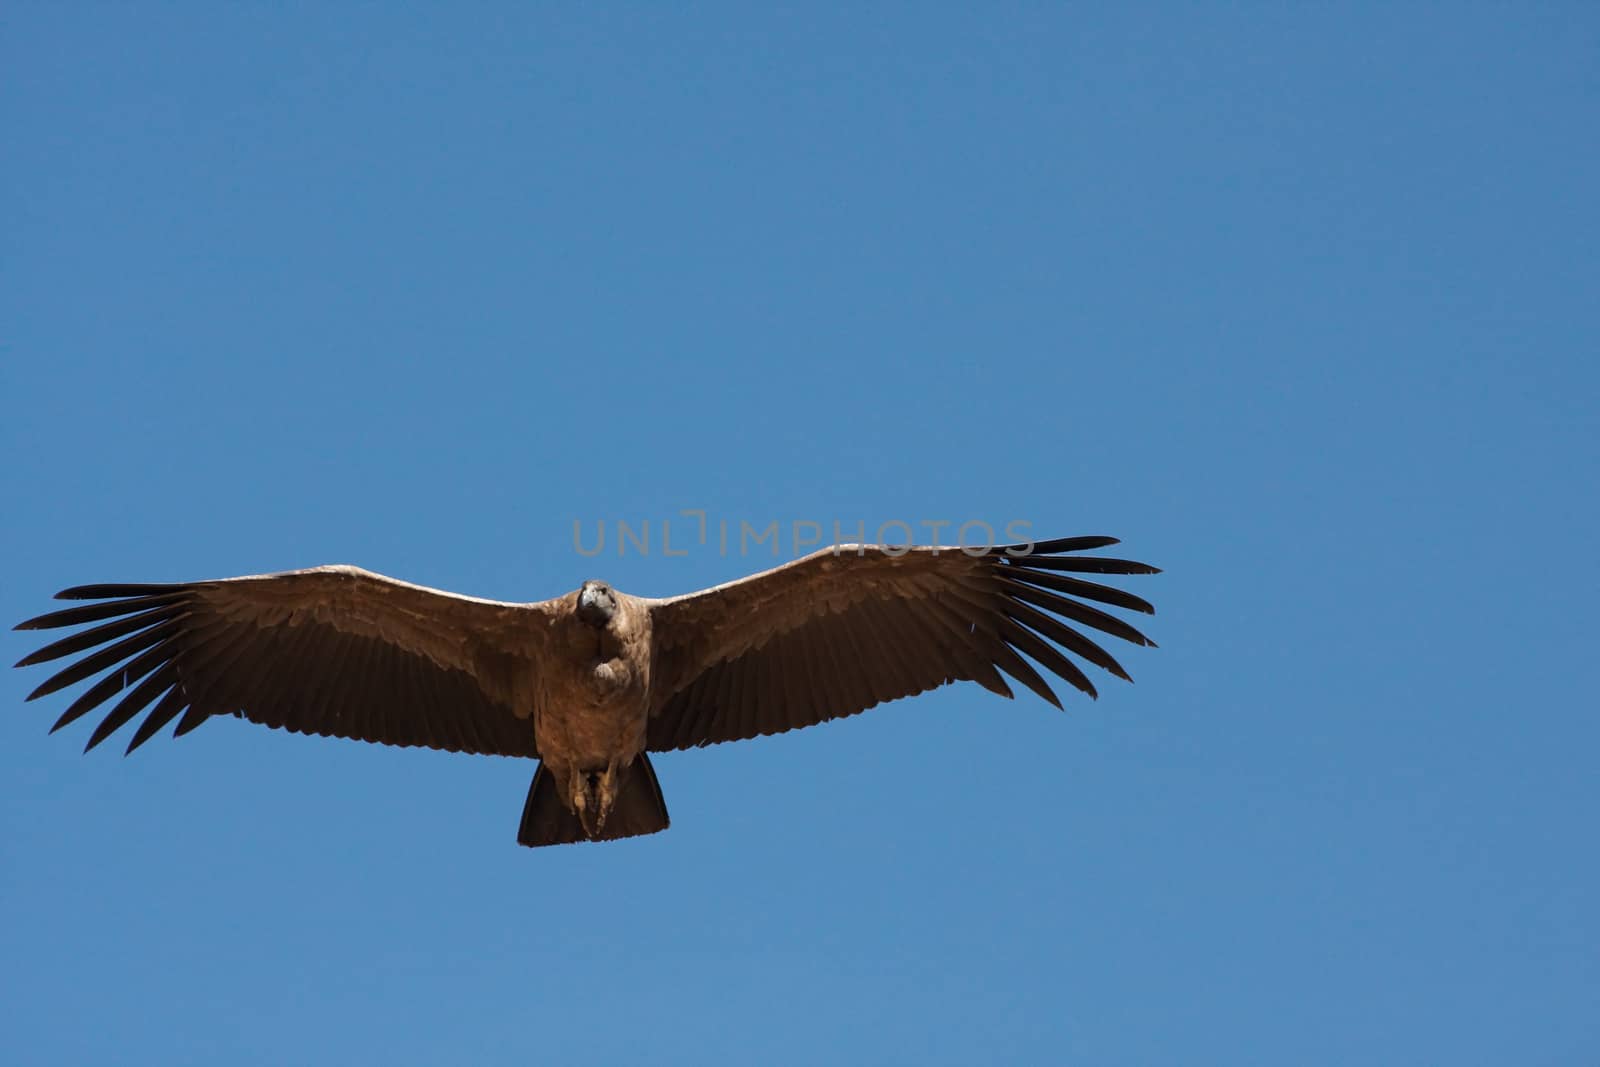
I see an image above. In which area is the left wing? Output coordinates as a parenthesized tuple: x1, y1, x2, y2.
(645, 537, 1159, 751)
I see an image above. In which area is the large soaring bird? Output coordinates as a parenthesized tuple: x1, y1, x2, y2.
(14, 536, 1158, 847)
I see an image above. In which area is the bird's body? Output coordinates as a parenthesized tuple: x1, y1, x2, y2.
(15, 537, 1160, 847)
(533, 584, 656, 835)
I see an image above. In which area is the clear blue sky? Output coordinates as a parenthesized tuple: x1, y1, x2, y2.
(3, 5, 1596, 1064)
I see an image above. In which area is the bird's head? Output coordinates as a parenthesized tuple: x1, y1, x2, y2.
(576, 580, 617, 629)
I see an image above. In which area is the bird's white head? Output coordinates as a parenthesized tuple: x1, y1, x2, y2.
(576, 580, 617, 629)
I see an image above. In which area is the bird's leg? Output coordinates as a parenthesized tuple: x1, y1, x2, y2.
(569, 762, 620, 837)
(592, 761, 620, 832)
(570, 776, 588, 821)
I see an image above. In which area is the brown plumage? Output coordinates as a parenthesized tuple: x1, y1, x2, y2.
(13, 536, 1159, 847)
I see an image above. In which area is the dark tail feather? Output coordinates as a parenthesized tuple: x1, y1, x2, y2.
(516, 754, 670, 848)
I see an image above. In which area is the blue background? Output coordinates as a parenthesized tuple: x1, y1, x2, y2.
(3, 5, 1596, 1064)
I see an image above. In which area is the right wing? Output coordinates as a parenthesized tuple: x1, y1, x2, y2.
(645, 537, 1159, 751)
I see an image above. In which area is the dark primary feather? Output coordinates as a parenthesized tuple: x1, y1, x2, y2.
(999, 566, 1155, 616)
(13, 568, 546, 758)
(16, 604, 182, 667)
(14, 592, 188, 633)
(1007, 553, 1160, 575)
(1021, 535, 1123, 553)
(53, 582, 187, 600)
(646, 537, 1159, 751)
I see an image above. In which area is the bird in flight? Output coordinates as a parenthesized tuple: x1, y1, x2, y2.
(14, 535, 1158, 847)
